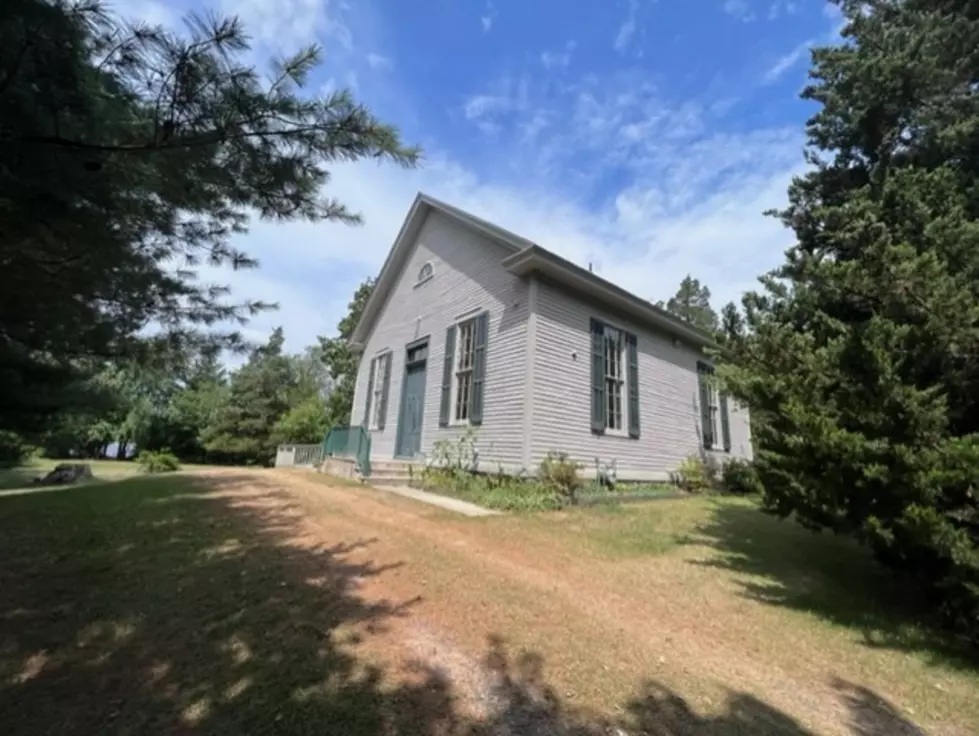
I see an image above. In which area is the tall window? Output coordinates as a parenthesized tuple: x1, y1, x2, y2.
(706, 378, 719, 446)
(603, 326, 625, 432)
(370, 357, 385, 429)
(454, 318, 476, 421)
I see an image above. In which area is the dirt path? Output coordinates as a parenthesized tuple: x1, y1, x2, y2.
(199, 469, 970, 736)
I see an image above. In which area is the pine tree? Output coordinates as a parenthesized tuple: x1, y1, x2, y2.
(0, 1, 418, 437)
(656, 276, 719, 333)
(202, 328, 299, 464)
(721, 0, 979, 639)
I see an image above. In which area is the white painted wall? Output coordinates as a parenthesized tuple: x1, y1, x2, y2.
(351, 210, 528, 470)
(530, 280, 753, 481)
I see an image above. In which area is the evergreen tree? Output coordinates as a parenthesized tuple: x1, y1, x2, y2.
(721, 0, 979, 639)
(319, 279, 374, 425)
(201, 329, 297, 464)
(656, 275, 719, 333)
(0, 1, 418, 436)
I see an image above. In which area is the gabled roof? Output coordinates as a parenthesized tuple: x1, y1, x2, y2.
(349, 192, 715, 351)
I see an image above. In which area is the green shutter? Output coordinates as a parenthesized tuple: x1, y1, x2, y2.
(626, 332, 640, 439)
(377, 353, 392, 430)
(697, 361, 713, 449)
(590, 318, 605, 434)
(470, 311, 489, 425)
(364, 357, 376, 429)
(721, 393, 731, 452)
(439, 326, 456, 427)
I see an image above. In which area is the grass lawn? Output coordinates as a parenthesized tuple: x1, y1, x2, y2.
(1, 470, 976, 735)
(0, 458, 216, 491)
(0, 473, 422, 736)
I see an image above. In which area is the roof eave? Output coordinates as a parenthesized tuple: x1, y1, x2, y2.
(502, 246, 716, 349)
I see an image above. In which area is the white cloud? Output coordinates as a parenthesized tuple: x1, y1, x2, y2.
(178, 0, 808, 359)
(723, 0, 755, 22)
(121, 0, 176, 27)
(481, 1, 497, 32)
(763, 39, 812, 83)
(767, 1, 798, 20)
(540, 41, 576, 70)
(614, 0, 639, 52)
(366, 52, 392, 70)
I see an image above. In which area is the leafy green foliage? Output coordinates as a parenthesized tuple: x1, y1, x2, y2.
(418, 466, 561, 512)
(538, 452, 584, 503)
(0, 1, 417, 437)
(720, 0, 979, 640)
(656, 275, 719, 333)
(720, 459, 763, 496)
(137, 450, 180, 473)
(673, 456, 715, 494)
(272, 395, 330, 446)
(319, 280, 374, 426)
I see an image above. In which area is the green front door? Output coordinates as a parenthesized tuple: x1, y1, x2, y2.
(395, 343, 427, 458)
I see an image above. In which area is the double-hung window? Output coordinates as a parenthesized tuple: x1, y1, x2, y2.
(365, 352, 392, 431)
(454, 318, 476, 422)
(590, 318, 639, 438)
(697, 361, 730, 451)
(439, 311, 489, 428)
(603, 326, 626, 433)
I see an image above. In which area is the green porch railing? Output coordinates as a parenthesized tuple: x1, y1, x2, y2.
(322, 425, 371, 477)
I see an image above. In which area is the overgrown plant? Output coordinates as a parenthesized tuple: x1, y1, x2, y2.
(538, 452, 583, 504)
(137, 450, 180, 474)
(672, 455, 715, 494)
(721, 459, 763, 496)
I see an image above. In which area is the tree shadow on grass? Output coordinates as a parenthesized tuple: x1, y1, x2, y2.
(0, 475, 934, 735)
(686, 500, 977, 671)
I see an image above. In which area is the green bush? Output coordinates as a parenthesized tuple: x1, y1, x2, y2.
(721, 459, 763, 495)
(673, 455, 715, 494)
(137, 450, 181, 474)
(418, 465, 561, 511)
(538, 452, 583, 503)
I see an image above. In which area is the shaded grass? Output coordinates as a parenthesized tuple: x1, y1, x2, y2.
(691, 499, 979, 673)
(530, 495, 979, 672)
(0, 472, 960, 735)
(0, 459, 218, 491)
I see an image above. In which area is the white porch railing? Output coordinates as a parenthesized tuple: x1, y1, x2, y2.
(275, 444, 323, 468)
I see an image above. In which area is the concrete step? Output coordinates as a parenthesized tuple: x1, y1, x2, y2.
(371, 459, 418, 471)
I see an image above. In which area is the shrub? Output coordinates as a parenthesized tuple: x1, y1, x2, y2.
(538, 452, 583, 503)
(138, 450, 181, 474)
(721, 458, 763, 495)
(672, 455, 715, 494)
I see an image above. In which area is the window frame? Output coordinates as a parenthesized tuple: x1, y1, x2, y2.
(415, 261, 434, 287)
(600, 321, 629, 437)
(706, 374, 720, 448)
(367, 351, 390, 431)
(449, 315, 477, 426)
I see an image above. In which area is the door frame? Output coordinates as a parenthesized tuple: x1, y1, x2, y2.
(394, 336, 429, 459)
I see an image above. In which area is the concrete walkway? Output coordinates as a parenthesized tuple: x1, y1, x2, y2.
(371, 484, 501, 517)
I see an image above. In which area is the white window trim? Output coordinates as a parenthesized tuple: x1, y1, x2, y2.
(367, 351, 390, 431)
(449, 315, 477, 427)
(601, 322, 629, 437)
(414, 261, 434, 288)
(706, 378, 720, 449)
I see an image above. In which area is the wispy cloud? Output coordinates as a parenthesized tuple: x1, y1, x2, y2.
(541, 41, 576, 70)
(767, 0, 798, 20)
(614, 0, 639, 53)
(763, 39, 811, 83)
(481, 0, 497, 32)
(722, 0, 755, 22)
(366, 52, 392, 70)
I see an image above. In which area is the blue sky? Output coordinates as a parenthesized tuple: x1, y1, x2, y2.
(123, 0, 843, 353)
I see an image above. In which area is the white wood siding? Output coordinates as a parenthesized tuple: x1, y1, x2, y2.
(531, 280, 753, 481)
(351, 211, 528, 470)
